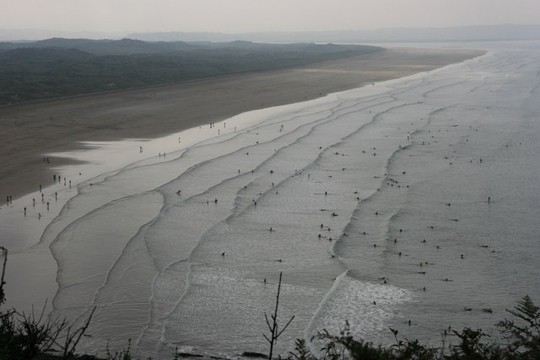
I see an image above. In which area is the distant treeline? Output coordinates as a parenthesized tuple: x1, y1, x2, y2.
(0, 38, 383, 105)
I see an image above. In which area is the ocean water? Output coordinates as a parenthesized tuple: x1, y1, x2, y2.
(1, 42, 539, 358)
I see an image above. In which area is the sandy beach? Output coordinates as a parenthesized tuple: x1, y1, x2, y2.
(2, 41, 540, 358)
(0, 47, 483, 200)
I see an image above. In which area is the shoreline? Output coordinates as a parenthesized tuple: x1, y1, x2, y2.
(4, 43, 538, 359)
(0, 47, 484, 201)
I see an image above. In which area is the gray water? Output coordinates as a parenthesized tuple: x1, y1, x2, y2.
(4, 42, 539, 359)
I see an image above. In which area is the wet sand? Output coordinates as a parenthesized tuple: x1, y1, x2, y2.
(0, 47, 484, 200)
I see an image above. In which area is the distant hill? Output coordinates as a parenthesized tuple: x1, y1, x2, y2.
(0, 38, 376, 56)
(0, 39, 383, 105)
(0, 29, 122, 41)
(0, 38, 197, 56)
(128, 24, 540, 43)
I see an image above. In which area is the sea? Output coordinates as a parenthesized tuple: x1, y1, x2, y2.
(1, 41, 539, 359)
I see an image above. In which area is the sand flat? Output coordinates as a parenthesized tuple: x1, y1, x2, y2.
(0, 47, 483, 199)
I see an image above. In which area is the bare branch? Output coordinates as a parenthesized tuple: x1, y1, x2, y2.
(263, 334, 272, 344)
(276, 315, 295, 339)
(1, 246, 8, 304)
(263, 272, 295, 360)
(265, 312, 273, 331)
(61, 306, 96, 358)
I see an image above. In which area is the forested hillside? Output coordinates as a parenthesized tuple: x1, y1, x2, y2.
(0, 39, 383, 105)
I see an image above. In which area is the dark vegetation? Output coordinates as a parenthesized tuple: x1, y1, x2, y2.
(2, 246, 539, 359)
(0, 38, 383, 105)
(287, 298, 540, 360)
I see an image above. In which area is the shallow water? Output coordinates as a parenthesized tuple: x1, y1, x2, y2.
(2, 42, 540, 358)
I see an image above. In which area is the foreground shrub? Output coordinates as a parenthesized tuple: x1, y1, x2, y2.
(1, 246, 95, 359)
(497, 295, 540, 359)
(288, 296, 540, 360)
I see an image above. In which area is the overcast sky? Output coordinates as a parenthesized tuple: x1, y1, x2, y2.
(2, 0, 540, 35)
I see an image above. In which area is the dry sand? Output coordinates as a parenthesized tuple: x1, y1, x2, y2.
(0, 47, 484, 200)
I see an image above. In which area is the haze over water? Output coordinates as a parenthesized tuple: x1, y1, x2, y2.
(2, 41, 540, 358)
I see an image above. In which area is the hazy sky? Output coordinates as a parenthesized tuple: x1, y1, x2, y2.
(2, 0, 540, 35)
